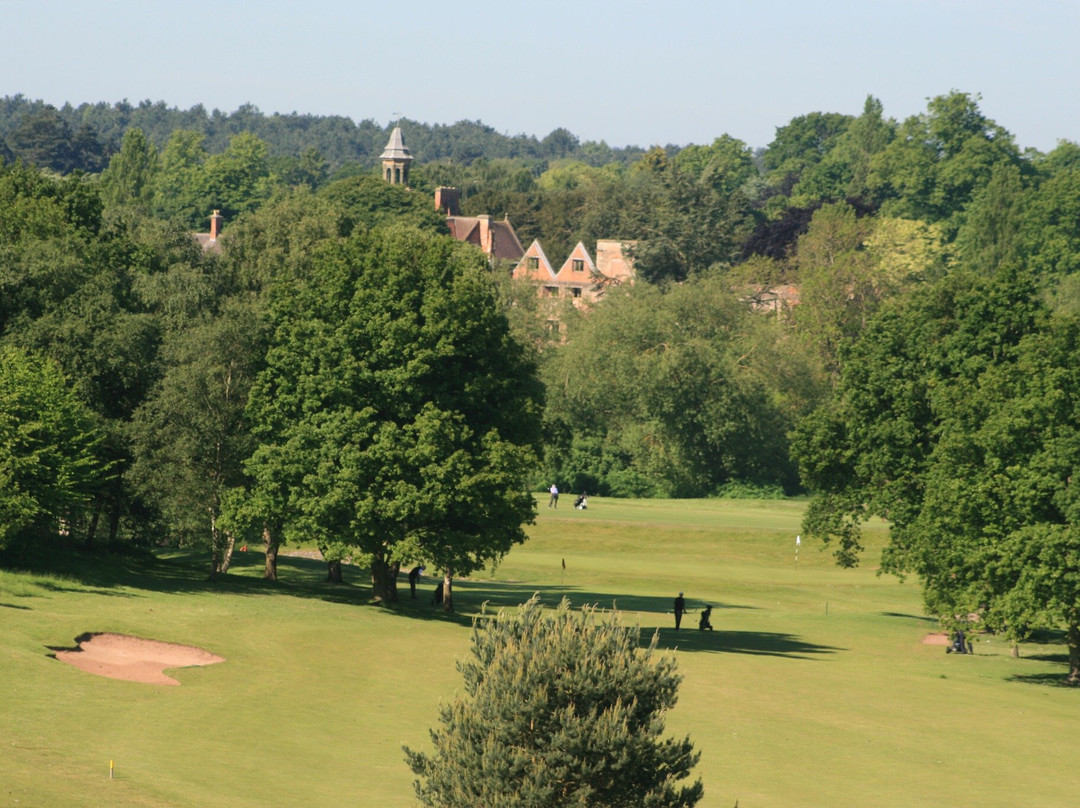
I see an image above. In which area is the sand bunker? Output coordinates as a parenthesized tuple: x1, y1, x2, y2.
(922, 632, 949, 645)
(53, 633, 224, 685)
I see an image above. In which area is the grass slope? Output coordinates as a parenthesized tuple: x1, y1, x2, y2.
(1, 497, 1075, 807)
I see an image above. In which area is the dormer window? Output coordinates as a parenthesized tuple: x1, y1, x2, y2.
(572, 259, 584, 272)
(528, 256, 540, 270)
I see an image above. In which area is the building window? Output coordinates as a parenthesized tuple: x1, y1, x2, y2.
(571, 287, 582, 298)
(544, 286, 558, 297)
(572, 259, 584, 273)
(528, 256, 539, 270)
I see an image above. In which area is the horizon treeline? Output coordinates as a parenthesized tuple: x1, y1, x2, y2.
(0, 95, 648, 174)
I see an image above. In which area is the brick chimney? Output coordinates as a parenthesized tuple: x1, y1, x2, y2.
(477, 214, 492, 254)
(209, 210, 223, 240)
(434, 187, 461, 216)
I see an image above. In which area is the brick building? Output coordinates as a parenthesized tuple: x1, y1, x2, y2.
(511, 238, 635, 307)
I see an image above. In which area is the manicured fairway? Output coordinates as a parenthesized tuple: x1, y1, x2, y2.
(1, 497, 1075, 807)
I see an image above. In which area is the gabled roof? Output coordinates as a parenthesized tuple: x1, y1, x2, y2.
(488, 218, 525, 261)
(447, 216, 481, 245)
(512, 240, 556, 281)
(379, 126, 412, 161)
(446, 215, 525, 262)
(555, 242, 597, 280)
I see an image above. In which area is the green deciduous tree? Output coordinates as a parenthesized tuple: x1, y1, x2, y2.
(404, 595, 703, 807)
(151, 129, 209, 225)
(544, 276, 817, 497)
(244, 226, 543, 605)
(867, 91, 1027, 238)
(763, 111, 853, 179)
(625, 146, 754, 284)
(0, 345, 106, 555)
(1019, 165, 1080, 282)
(319, 174, 447, 234)
(100, 127, 159, 213)
(199, 132, 276, 221)
(129, 299, 266, 576)
(788, 96, 896, 205)
(791, 203, 945, 375)
(793, 265, 1080, 680)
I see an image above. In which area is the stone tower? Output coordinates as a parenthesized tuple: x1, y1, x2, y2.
(380, 125, 413, 186)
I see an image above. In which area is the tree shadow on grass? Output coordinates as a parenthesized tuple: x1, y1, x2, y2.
(880, 612, 937, 624)
(450, 578, 755, 618)
(657, 628, 842, 659)
(14, 550, 837, 661)
(1007, 672, 1078, 688)
(400, 579, 837, 660)
(1004, 630, 1076, 687)
(8, 546, 376, 605)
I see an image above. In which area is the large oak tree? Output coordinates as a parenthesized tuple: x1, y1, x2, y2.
(243, 225, 543, 606)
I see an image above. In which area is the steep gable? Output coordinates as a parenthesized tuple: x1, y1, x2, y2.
(554, 242, 596, 282)
(512, 240, 557, 282)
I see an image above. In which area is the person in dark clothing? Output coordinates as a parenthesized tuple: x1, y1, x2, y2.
(698, 605, 713, 631)
(947, 628, 969, 654)
(433, 581, 443, 605)
(674, 592, 686, 630)
(408, 565, 425, 599)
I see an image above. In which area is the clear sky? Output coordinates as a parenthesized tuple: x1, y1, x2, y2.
(3, 0, 1077, 152)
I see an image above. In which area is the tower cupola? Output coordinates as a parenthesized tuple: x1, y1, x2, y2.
(380, 125, 413, 185)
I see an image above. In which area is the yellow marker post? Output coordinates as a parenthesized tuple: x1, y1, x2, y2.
(109, 760, 114, 779)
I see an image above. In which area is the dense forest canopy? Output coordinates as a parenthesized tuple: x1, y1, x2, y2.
(0, 95, 647, 174)
(3, 89, 1080, 675)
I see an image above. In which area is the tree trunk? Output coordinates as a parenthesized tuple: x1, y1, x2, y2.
(209, 513, 222, 580)
(326, 559, 343, 583)
(107, 495, 120, 544)
(82, 500, 102, 551)
(388, 560, 400, 601)
(220, 530, 236, 573)
(262, 524, 278, 581)
(441, 572, 455, 613)
(1067, 623, 1080, 685)
(1011, 642, 1020, 658)
(370, 557, 400, 604)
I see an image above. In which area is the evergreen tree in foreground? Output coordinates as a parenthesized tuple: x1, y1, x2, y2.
(404, 596, 703, 807)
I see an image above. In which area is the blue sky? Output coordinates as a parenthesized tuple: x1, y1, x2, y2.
(3, 0, 1077, 152)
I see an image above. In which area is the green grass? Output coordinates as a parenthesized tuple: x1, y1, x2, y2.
(1, 497, 1075, 807)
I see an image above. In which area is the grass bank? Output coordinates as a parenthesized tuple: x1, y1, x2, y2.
(1, 497, 1074, 807)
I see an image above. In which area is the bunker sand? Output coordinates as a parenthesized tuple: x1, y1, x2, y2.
(53, 633, 224, 685)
